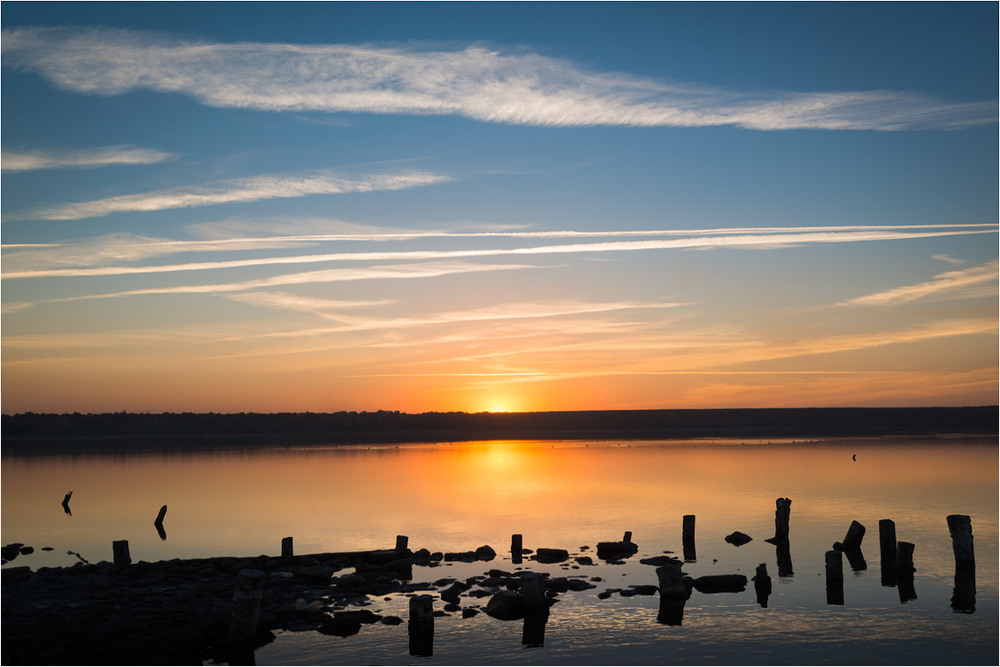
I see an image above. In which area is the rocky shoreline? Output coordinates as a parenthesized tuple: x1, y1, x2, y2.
(2, 541, 684, 665)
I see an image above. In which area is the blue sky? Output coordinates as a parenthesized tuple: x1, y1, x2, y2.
(2, 2, 997, 413)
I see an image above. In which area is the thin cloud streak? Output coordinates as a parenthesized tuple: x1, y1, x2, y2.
(1, 145, 176, 172)
(6, 223, 994, 272)
(840, 260, 999, 306)
(1, 261, 541, 312)
(4, 226, 993, 279)
(3, 27, 995, 131)
(10, 169, 450, 221)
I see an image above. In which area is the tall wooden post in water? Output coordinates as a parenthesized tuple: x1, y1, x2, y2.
(878, 519, 897, 586)
(947, 515, 975, 613)
(408, 595, 434, 656)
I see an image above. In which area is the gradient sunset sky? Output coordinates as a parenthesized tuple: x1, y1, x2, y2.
(2, 2, 997, 414)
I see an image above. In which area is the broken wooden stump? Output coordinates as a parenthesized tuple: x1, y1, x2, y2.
(228, 568, 265, 665)
(895, 541, 917, 603)
(281, 537, 294, 557)
(408, 594, 434, 657)
(878, 519, 897, 587)
(395, 535, 409, 552)
(511, 534, 523, 564)
(656, 561, 691, 625)
(946, 515, 975, 613)
(833, 520, 865, 551)
(112, 540, 131, 567)
(753, 563, 772, 608)
(520, 572, 549, 646)
(682, 515, 696, 562)
(825, 549, 844, 605)
(773, 497, 791, 540)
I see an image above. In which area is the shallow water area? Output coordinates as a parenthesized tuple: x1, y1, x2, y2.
(3, 436, 998, 664)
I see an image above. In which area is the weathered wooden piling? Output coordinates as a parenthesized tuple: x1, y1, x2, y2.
(154, 505, 167, 526)
(946, 515, 975, 568)
(395, 535, 409, 552)
(682, 515, 696, 562)
(622, 531, 633, 543)
(112, 540, 131, 567)
(408, 594, 434, 657)
(878, 519, 897, 587)
(774, 498, 791, 540)
(835, 520, 865, 551)
(825, 549, 844, 605)
(895, 541, 917, 603)
(281, 537, 293, 557)
(520, 572, 549, 646)
(511, 534, 523, 564)
(753, 563, 772, 608)
(947, 514, 976, 613)
(228, 568, 265, 664)
(656, 561, 690, 625)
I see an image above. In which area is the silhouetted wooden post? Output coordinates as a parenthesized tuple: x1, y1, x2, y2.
(511, 534, 523, 564)
(408, 595, 434, 657)
(112, 540, 131, 567)
(281, 537, 293, 557)
(395, 535, 409, 551)
(229, 568, 265, 665)
(753, 563, 772, 608)
(835, 520, 865, 551)
(878, 519, 897, 586)
(825, 550, 844, 605)
(895, 541, 917, 603)
(656, 561, 689, 625)
(154, 504, 167, 525)
(622, 531, 633, 544)
(682, 515, 696, 562)
(774, 498, 791, 540)
(947, 515, 975, 613)
(520, 572, 549, 646)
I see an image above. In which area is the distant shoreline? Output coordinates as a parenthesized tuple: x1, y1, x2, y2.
(2, 406, 996, 455)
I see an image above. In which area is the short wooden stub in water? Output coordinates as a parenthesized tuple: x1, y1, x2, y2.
(281, 536, 293, 557)
(408, 594, 434, 657)
(878, 519, 897, 587)
(112, 540, 131, 567)
(825, 549, 844, 605)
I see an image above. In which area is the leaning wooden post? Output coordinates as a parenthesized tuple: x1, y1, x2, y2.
(774, 498, 791, 540)
(154, 504, 167, 525)
(408, 594, 434, 657)
(228, 568, 265, 665)
(946, 515, 975, 613)
(895, 541, 917, 603)
(682, 515, 696, 562)
(281, 536, 294, 557)
(825, 550, 844, 605)
(878, 519, 897, 587)
(112, 540, 131, 567)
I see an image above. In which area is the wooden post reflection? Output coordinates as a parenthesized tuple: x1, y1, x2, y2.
(752, 563, 772, 608)
(878, 519, 897, 587)
(825, 550, 844, 605)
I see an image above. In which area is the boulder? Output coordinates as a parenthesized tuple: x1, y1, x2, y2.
(484, 590, 526, 620)
(531, 548, 569, 563)
(596, 541, 638, 560)
(297, 565, 335, 583)
(640, 555, 679, 566)
(439, 581, 470, 602)
(693, 574, 748, 593)
(725, 532, 753, 547)
(475, 545, 497, 561)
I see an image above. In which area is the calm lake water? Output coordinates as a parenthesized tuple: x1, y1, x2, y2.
(3, 436, 997, 665)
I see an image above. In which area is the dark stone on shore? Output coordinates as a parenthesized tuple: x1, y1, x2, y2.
(531, 548, 569, 563)
(725, 531, 753, 547)
(381, 615, 403, 625)
(19, 546, 34, 556)
(440, 581, 471, 602)
(462, 608, 479, 618)
(444, 602, 462, 612)
(575, 556, 594, 565)
(475, 545, 497, 560)
(628, 584, 659, 596)
(297, 564, 335, 582)
(444, 551, 477, 562)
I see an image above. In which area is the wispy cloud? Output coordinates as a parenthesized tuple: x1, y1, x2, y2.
(1, 145, 176, 172)
(3, 224, 993, 279)
(8, 169, 450, 221)
(3, 27, 995, 131)
(840, 260, 999, 306)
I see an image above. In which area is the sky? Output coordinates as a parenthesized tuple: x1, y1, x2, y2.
(1, 2, 997, 415)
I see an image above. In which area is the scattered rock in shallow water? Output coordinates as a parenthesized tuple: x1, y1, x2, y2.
(440, 581, 471, 602)
(475, 545, 497, 560)
(575, 556, 594, 565)
(531, 548, 569, 563)
(381, 615, 403, 626)
(725, 532, 753, 547)
(462, 608, 479, 618)
(484, 590, 526, 620)
(596, 541, 638, 560)
(640, 555, 679, 566)
(693, 574, 748, 593)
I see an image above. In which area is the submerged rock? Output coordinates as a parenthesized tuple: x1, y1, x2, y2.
(484, 590, 526, 620)
(725, 532, 753, 547)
